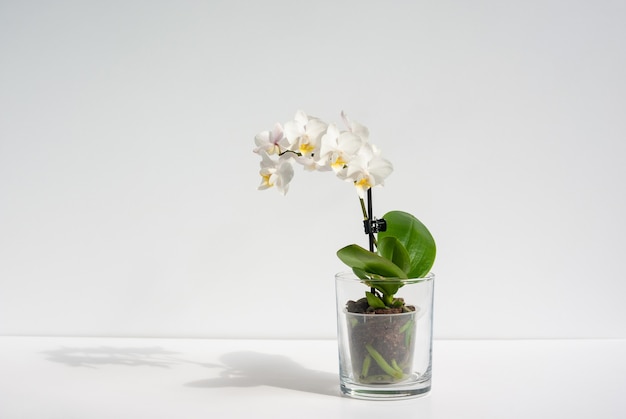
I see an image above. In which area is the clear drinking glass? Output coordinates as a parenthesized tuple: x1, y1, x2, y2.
(335, 272, 435, 399)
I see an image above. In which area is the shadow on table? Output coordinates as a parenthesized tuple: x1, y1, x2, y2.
(41, 346, 339, 397)
(41, 346, 218, 369)
(185, 351, 340, 397)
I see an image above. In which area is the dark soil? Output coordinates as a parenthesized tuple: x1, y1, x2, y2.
(345, 298, 416, 383)
(346, 297, 415, 315)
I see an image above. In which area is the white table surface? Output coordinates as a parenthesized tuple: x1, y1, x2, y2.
(1, 337, 624, 418)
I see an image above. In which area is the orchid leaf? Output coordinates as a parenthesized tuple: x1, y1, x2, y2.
(353, 267, 402, 297)
(371, 282, 402, 299)
(365, 291, 386, 309)
(352, 268, 369, 280)
(337, 244, 408, 279)
(377, 236, 411, 274)
(378, 211, 436, 278)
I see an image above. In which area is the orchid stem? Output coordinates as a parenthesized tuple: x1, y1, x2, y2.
(364, 188, 377, 296)
(367, 188, 376, 252)
(358, 193, 378, 250)
(278, 150, 302, 157)
(359, 197, 368, 220)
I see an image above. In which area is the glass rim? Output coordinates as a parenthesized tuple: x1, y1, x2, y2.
(335, 271, 435, 285)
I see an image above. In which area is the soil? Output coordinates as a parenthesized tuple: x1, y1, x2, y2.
(346, 297, 415, 315)
(345, 298, 417, 383)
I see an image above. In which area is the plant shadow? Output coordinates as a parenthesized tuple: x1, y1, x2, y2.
(185, 351, 340, 397)
(41, 346, 339, 397)
(41, 345, 218, 369)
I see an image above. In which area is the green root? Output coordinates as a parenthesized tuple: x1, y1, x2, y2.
(365, 344, 404, 380)
(399, 319, 413, 333)
(361, 354, 372, 378)
(400, 319, 414, 347)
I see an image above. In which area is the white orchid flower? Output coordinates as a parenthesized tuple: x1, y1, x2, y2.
(293, 154, 332, 172)
(341, 111, 370, 142)
(319, 123, 364, 174)
(284, 110, 328, 160)
(258, 152, 294, 195)
(254, 123, 289, 155)
(346, 143, 393, 198)
(254, 110, 392, 198)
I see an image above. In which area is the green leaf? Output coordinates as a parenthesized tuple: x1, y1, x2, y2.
(371, 282, 402, 299)
(337, 244, 408, 279)
(351, 268, 402, 297)
(365, 291, 386, 309)
(377, 236, 411, 274)
(378, 211, 436, 278)
(352, 268, 402, 305)
(391, 298, 405, 308)
(352, 268, 369, 280)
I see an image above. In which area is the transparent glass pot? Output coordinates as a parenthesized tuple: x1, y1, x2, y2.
(335, 272, 435, 400)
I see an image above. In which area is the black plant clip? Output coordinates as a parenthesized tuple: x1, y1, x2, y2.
(363, 218, 387, 235)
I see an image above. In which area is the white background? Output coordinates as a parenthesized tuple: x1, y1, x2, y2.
(1, 0, 625, 339)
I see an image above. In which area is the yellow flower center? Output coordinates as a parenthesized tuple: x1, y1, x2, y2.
(331, 155, 347, 169)
(269, 144, 280, 155)
(355, 177, 371, 189)
(299, 141, 315, 155)
(262, 173, 273, 187)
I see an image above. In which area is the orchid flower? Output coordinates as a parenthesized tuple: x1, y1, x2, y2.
(253, 123, 289, 155)
(258, 152, 294, 195)
(346, 143, 394, 198)
(341, 111, 370, 141)
(284, 110, 328, 161)
(254, 110, 392, 197)
(293, 154, 332, 172)
(319, 123, 364, 174)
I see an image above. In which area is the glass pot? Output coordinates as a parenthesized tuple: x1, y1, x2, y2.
(335, 272, 435, 400)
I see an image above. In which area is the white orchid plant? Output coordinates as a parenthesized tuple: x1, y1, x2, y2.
(254, 110, 436, 310)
